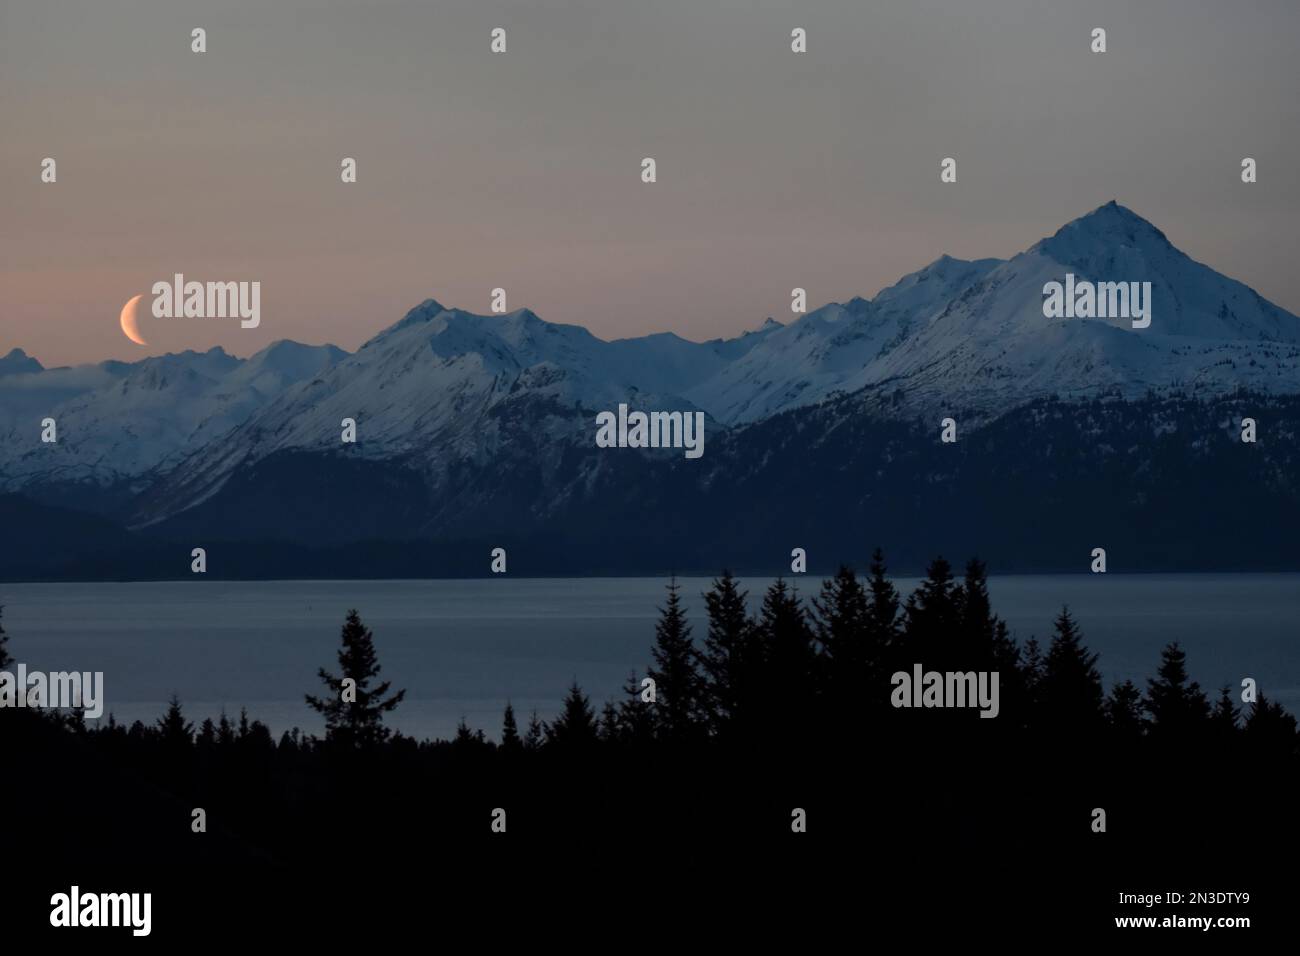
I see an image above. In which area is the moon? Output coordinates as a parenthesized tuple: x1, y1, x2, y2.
(119, 294, 148, 346)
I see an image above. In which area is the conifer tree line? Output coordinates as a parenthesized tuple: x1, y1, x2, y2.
(2, 552, 1296, 764)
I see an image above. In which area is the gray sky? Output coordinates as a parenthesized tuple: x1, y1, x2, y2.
(3, 0, 1297, 366)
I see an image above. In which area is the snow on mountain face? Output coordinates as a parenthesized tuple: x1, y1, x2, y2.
(686, 256, 1002, 423)
(131, 303, 734, 524)
(4, 202, 1299, 517)
(1031, 202, 1299, 345)
(689, 202, 1299, 424)
(0, 343, 346, 489)
(865, 203, 1300, 414)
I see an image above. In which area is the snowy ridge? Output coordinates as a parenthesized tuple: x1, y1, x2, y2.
(3, 203, 1298, 524)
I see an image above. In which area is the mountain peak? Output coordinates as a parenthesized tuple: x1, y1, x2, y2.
(0, 347, 43, 375)
(394, 297, 449, 328)
(249, 338, 346, 366)
(1079, 199, 1149, 226)
(1038, 201, 1171, 255)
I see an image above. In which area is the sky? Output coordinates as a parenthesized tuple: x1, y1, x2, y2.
(2, 0, 1297, 367)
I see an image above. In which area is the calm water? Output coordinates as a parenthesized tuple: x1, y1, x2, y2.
(1, 575, 1296, 740)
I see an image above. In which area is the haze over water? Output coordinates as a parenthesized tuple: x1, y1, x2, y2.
(2, 574, 1295, 741)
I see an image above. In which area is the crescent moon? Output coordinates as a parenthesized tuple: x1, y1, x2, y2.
(119, 294, 148, 346)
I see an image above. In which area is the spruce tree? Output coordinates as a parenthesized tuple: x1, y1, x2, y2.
(1143, 642, 1210, 742)
(523, 710, 545, 752)
(698, 571, 756, 736)
(812, 566, 870, 714)
(454, 719, 476, 747)
(957, 559, 997, 668)
(1210, 686, 1240, 739)
(217, 711, 235, 748)
(646, 578, 703, 743)
(597, 700, 621, 743)
(901, 557, 960, 665)
(1019, 636, 1045, 721)
(501, 701, 523, 753)
(197, 717, 217, 751)
(545, 682, 599, 749)
(754, 578, 817, 736)
(864, 549, 906, 718)
(156, 694, 194, 748)
(616, 670, 655, 747)
(1243, 691, 1299, 755)
(305, 609, 406, 750)
(1038, 607, 1105, 736)
(864, 548, 901, 655)
(988, 618, 1029, 729)
(1104, 679, 1145, 740)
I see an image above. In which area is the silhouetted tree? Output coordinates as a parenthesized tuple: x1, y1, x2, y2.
(812, 565, 870, 723)
(545, 682, 599, 749)
(989, 619, 1030, 730)
(501, 702, 523, 753)
(864, 548, 901, 656)
(1037, 607, 1105, 736)
(217, 711, 235, 748)
(646, 578, 704, 743)
(523, 710, 545, 752)
(1020, 637, 1045, 713)
(1243, 691, 1299, 756)
(615, 671, 655, 747)
(1144, 642, 1210, 742)
(1104, 679, 1145, 741)
(698, 572, 757, 737)
(155, 694, 194, 791)
(1210, 686, 1240, 740)
(597, 700, 621, 742)
(956, 559, 997, 669)
(242, 717, 276, 756)
(902, 557, 960, 664)
(754, 578, 817, 740)
(957, 560, 1031, 731)
(305, 609, 406, 750)
(156, 694, 194, 749)
(454, 719, 476, 746)
(197, 717, 217, 752)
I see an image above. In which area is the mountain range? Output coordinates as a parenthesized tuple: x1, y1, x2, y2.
(4, 202, 1299, 578)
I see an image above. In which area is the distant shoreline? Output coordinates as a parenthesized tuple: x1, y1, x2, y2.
(7, 568, 1300, 585)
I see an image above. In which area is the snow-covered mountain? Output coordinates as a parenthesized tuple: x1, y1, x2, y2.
(860, 202, 1300, 413)
(4, 202, 1298, 533)
(685, 255, 1002, 422)
(129, 301, 727, 525)
(692, 202, 1300, 422)
(0, 341, 345, 491)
